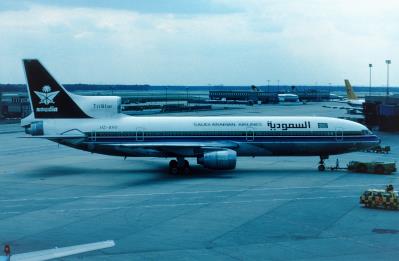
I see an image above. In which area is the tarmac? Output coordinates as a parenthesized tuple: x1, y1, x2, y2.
(0, 102, 398, 260)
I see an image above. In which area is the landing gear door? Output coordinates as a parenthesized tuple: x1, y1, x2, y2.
(335, 127, 343, 142)
(136, 127, 144, 141)
(246, 127, 254, 142)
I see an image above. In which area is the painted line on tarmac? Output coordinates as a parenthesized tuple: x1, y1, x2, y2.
(0, 183, 389, 203)
(0, 195, 358, 215)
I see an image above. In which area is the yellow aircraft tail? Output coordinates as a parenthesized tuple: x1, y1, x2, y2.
(344, 79, 357, 100)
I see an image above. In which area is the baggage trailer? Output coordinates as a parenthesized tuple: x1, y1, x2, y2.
(347, 161, 396, 175)
(365, 145, 391, 154)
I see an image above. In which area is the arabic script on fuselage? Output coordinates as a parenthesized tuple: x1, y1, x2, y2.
(267, 121, 311, 131)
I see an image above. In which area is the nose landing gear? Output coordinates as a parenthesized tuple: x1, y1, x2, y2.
(318, 155, 329, 172)
(169, 157, 190, 175)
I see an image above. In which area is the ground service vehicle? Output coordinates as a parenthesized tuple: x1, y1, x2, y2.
(365, 145, 391, 154)
(360, 188, 398, 209)
(347, 161, 396, 174)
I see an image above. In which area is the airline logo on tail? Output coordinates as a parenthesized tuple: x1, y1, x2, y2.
(34, 85, 59, 105)
(344, 79, 357, 100)
(24, 59, 91, 118)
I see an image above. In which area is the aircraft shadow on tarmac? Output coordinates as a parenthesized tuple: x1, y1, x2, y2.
(25, 164, 238, 187)
(26, 162, 322, 185)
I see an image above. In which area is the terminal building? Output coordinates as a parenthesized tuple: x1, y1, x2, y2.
(209, 89, 331, 103)
(0, 93, 31, 119)
(209, 90, 279, 104)
(364, 95, 399, 131)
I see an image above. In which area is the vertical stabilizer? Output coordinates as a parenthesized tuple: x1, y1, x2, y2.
(344, 79, 357, 100)
(23, 59, 91, 119)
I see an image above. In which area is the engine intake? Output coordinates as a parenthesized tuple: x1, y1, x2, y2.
(197, 149, 237, 170)
(25, 121, 44, 136)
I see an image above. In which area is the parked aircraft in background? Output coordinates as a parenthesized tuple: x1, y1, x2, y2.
(21, 60, 379, 173)
(343, 79, 365, 107)
(278, 93, 300, 104)
(324, 80, 364, 115)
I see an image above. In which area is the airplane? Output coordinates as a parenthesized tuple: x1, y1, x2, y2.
(21, 59, 380, 173)
(277, 93, 300, 104)
(343, 79, 365, 107)
(0, 240, 114, 261)
(323, 80, 364, 114)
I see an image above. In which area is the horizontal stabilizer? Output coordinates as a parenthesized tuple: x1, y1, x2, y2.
(19, 135, 86, 139)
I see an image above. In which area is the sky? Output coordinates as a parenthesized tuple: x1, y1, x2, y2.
(0, 0, 398, 86)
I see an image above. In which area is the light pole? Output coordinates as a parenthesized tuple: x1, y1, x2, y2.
(277, 80, 280, 93)
(368, 64, 372, 96)
(186, 87, 189, 105)
(369, 63, 373, 96)
(267, 80, 270, 93)
(386, 60, 391, 96)
(165, 87, 168, 105)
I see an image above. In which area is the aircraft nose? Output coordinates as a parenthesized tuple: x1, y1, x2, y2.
(372, 134, 381, 144)
(372, 135, 381, 145)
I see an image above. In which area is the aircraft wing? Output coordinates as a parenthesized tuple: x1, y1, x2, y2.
(322, 105, 363, 114)
(96, 141, 239, 156)
(97, 141, 238, 149)
(10, 240, 115, 261)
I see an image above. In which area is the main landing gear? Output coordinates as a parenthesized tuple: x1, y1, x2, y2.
(169, 157, 190, 175)
(318, 155, 329, 172)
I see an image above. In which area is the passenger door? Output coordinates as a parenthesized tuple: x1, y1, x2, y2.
(246, 127, 254, 142)
(136, 127, 144, 141)
(89, 130, 96, 142)
(335, 127, 343, 142)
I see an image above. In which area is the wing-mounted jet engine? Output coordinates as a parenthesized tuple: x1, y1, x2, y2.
(197, 149, 237, 170)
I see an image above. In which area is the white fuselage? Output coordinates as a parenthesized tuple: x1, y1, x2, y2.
(38, 115, 379, 158)
(20, 59, 381, 171)
(347, 99, 365, 108)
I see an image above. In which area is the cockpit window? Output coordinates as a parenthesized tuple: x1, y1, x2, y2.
(361, 129, 372, 135)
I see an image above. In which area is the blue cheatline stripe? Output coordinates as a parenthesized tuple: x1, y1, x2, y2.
(88, 135, 378, 143)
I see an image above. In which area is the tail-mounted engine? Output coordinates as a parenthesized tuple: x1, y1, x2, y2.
(25, 121, 44, 136)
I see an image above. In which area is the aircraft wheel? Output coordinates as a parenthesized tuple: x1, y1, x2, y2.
(318, 164, 326, 172)
(181, 160, 191, 175)
(169, 160, 179, 175)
